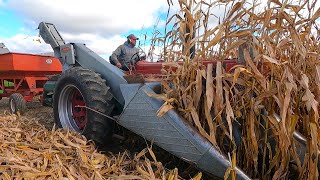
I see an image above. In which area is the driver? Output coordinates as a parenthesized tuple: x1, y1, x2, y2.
(110, 34, 140, 71)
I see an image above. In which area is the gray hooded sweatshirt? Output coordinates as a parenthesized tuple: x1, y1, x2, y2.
(110, 41, 139, 68)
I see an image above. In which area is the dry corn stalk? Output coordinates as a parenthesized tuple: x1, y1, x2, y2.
(151, 0, 320, 179)
(0, 112, 197, 179)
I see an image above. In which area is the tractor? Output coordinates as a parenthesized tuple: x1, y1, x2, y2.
(40, 22, 313, 180)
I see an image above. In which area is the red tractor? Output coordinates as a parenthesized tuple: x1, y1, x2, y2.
(38, 22, 312, 179)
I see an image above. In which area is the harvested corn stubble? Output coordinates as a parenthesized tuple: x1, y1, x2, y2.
(0, 113, 197, 179)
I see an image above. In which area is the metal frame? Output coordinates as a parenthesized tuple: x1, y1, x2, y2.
(0, 75, 48, 101)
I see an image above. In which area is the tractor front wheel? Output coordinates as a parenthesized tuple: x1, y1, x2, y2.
(9, 93, 26, 114)
(53, 67, 115, 147)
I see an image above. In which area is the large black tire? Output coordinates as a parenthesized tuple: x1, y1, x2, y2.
(9, 93, 26, 114)
(53, 67, 115, 147)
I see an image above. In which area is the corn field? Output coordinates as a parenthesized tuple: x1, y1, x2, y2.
(0, 0, 319, 179)
(149, 0, 320, 179)
(0, 110, 204, 179)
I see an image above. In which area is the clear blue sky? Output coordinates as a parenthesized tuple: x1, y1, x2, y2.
(0, 8, 23, 37)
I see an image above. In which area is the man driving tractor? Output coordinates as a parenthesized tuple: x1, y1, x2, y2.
(110, 34, 140, 71)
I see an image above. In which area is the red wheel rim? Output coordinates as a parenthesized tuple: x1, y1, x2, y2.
(71, 90, 87, 130)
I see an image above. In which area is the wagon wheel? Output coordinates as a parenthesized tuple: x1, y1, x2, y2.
(9, 93, 26, 114)
(53, 67, 115, 147)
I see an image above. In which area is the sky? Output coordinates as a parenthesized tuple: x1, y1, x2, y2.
(0, 0, 319, 60)
(0, 0, 172, 59)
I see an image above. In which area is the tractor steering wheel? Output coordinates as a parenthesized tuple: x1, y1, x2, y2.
(124, 48, 146, 73)
(130, 49, 146, 65)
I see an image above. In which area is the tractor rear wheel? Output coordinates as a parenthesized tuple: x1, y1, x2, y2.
(53, 67, 115, 147)
(9, 93, 26, 114)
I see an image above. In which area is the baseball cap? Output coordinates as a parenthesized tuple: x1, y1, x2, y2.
(127, 34, 139, 40)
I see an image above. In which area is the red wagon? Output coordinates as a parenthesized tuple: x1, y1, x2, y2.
(0, 48, 62, 114)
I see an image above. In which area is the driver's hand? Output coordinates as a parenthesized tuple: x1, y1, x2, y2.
(116, 62, 122, 68)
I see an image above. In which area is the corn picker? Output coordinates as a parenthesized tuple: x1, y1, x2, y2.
(38, 22, 313, 179)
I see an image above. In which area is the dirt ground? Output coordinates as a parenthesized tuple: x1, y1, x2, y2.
(0, 97, 55, 129)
